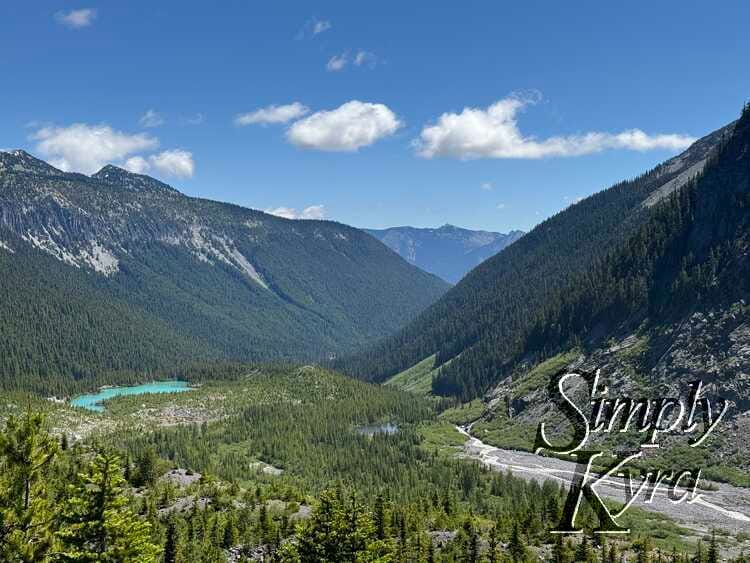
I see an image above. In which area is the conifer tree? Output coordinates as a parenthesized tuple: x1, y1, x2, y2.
(222, 515, 237, 550)
(373, 494, 386, 540)
(508, 522, 529, 562)
(0, 412, 58, 563)
(576, 534, 596, 563)
(55, 450, 160, 562)
(487, 524, 499, 563)
(163, 516, 178, 563)
(707, 530, 720, 563)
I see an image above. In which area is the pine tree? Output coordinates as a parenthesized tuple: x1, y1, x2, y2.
(576, 535, 595, 563)
(426, 538, 435, 563)
(222, 515, 237, 549)
(373, 494, 386, 540)
(55, 450, 161, 562)
(164, 516, 178, 563)
(707, 530, 720, 563)
(257, 503, 271, 545)
(133, 447, 159, 487)
(634, 537, 652, 563)
(487, 524, 499, 563)
(0, 411, 58, 563)
(293, 490, 377, 562)
(463, 518, 479, 563)
(609, 543, 619, 563)
(508, 522, 529, 562)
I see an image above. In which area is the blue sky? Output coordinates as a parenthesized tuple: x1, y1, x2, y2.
(2, 2, 749, 232)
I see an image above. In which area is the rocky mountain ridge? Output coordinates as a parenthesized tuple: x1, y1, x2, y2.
(365, 224, 524, 283)
(0, 151, 448, 391)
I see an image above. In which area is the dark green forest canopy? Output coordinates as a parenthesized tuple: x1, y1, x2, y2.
(0, 367, 715, 562)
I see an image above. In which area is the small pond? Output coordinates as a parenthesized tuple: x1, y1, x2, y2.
(356, 422, 399, 437)
(70, 380, 192, 412)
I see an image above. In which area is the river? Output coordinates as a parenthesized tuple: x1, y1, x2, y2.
(458, 426, 750, 536)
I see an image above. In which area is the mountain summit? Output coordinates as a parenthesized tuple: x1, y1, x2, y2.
(91, 164, 180, 193)
(366, 224, 524, 283)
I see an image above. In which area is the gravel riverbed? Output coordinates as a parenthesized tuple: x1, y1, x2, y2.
(458, 426, 750, 537)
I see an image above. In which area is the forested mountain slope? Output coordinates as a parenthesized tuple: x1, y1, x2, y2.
(436, 104, 750, 475)
(335, 115, 738, 400)
(365, 224, 524, 283)
(0, 153, 447, 390)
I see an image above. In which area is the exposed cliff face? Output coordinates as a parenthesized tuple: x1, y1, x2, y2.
(478, 301, 750, 471)
(0, 151, 271, 280)
(0, 151, 448, 387)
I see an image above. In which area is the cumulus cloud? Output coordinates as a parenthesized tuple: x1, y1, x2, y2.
(123, 156, 150, 174)
(266, 205, 326, 220)
(326, 53, 348, 72)
(234, 103, 309, 126)
(30, 123, 194, 178)
(481, 182, 494, 191)
(287, 101, 401, 152)
(31, 123, 158, 174)
(124, 150, 195, 178)
(414, 94, 696, 160)
(148, 149, 195, 178)
(55, 8, 96, 29)
(139, 109, 165, 128)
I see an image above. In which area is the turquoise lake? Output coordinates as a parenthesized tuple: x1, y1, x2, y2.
(70, 380, 192, 412)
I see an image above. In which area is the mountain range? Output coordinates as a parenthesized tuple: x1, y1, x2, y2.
(365, 224, 524, 283)
(337, 110, 744, 402)
(0, 151, 447, 392)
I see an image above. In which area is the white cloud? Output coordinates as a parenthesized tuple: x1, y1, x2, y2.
(123, 156, 150, 174)
(287, 101, 401, 152)
(266, 205, 326, 220)
(496, 203, 506, 210)
(148, 149, 194, 178)
(55, 8, 96, 29)
(414, 94, 696, 160)
(181, 113, 205, 126)
(313, 20, 331, 35)
(296, 18, 331, 39)
(139, 109, 165, 128)
(31, 123, 158, 174)
(30, 123, 194, 178)
(265, 207, 297, 219)
(300, 205, 326, 219)
(481, 182, 494, 191)
(234, 103, 309, 126)
(354, 50, 377, 68)
(326, 50, 377, 72)
(326, 53, 348, 72)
